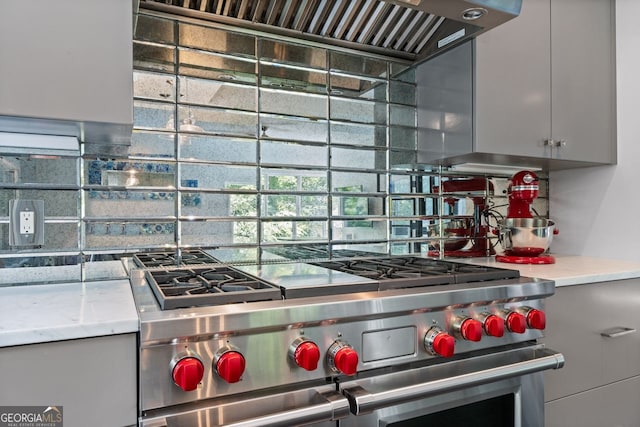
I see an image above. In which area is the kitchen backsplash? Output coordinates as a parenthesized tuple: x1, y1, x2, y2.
(0, 12, 549, 280)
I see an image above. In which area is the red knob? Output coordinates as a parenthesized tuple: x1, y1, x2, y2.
(460, 318, 483, 342)
(293, 341, 321, 371)
(334, 347, 359, 376)
(526, 309, 546, 330)
(432, 332, 455, 357)
(484, 315, 505, 337)
(506, 312, 527, 334)
(215, 351, 245, 383)
(172, 357, 204, 392)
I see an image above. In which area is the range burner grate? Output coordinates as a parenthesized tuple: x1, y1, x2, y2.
(133, 250, 219, 268)
(146, 266, 282, 310)
(313, 257, 520, 290)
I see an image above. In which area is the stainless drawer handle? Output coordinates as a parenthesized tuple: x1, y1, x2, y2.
(141, 389, 350, 427)
(600, 327, 637, 338)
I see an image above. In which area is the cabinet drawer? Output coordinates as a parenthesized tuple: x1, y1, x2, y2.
(541, 279, 640, 401)
(0, 334, 137, 427)
(545, 375, 640, 427)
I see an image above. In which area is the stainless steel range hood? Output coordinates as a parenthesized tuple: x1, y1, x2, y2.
(140, 0, 522, 62)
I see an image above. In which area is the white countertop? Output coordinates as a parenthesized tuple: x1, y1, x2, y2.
(2, 255, 640, 348)
(458, 255, 640, 287)
(0, 279, 139, 347)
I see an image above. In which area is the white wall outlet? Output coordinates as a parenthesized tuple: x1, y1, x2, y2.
(20, 211, 35, 234)
(9, 199, 45, 247)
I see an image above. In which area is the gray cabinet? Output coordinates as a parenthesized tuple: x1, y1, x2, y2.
(0, 334, 137, 427)
(417, 0, 616, 169)
(549, 0, 616, 164)
(474, 0, 551, 160)
(541, 280, 640, 424)
(0, 0, 133, 145)
(545, 376, 640, 427)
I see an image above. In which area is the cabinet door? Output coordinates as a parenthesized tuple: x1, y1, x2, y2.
(541, 280, 640, 401)
(550, 0, 616, 164)
(475, 0, 552, 159)
(0, 334, 137, 427)
(545, 376, 640, 427)
(0, 0, 133, 139)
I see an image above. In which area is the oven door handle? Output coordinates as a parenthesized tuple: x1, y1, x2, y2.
(221, 394, 350, 427)
(141, 388, 350, 427)
(342, 346, 564, 415)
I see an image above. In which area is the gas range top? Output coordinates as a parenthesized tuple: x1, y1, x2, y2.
(133, 250, 520, 310)
(312, 256, 520, 290)
(129, 250, 556, 419)
(145, 266, 282, 310)
(133, 250, 219, 268)
(132, 250, 281, 309)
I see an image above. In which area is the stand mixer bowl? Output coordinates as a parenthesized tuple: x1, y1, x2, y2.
(430, 219, 472, 252)
(497, 218, 556, 256)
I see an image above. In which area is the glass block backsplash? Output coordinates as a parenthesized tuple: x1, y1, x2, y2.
(0, 12, 549, 274)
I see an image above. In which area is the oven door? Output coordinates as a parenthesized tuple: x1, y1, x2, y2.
(140, 384, 349, 427)
(339, 344, 564, 427)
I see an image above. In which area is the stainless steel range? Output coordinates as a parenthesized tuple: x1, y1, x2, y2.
(129, 251, 564, 427)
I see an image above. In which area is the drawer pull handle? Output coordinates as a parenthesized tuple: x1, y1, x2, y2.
(600, 327, 637, 338)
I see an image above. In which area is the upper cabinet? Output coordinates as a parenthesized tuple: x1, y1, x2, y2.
(417, 0, 616, 169)
(0, 0, 134, 146)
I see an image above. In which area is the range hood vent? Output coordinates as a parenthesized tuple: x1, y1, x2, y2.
(140, 0, 522, 62)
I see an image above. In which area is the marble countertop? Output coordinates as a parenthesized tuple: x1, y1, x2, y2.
(2, 255, 640, 348)
(0, 279, 139, 348)
(457, 255, 640, 287)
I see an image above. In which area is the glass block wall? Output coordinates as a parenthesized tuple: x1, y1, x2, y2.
(0, 11, 549, 274)
(124, 12, 421, 262)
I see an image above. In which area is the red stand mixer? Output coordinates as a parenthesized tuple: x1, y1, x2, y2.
(428, 177, 495, 258)
(495, 171, 557, 264)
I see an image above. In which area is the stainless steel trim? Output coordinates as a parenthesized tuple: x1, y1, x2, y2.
(265, 1, 280, 25)
(308, 0, 332, 35)
(141, 385, 349, 427)
(221, 405, 340, 427)
(252, 1, 268, 22)
(132, 271, 555, 343)
(356, 2, 389, 44)
(320, 0, 346, 37)
(371, 5, 403, 47)
(333, 1, 360, 40)
(510, 185, 538, 192)
(139, 0, 522, 63)
(405, 13, 435, 52)
(138, 299, 550, 410)
(600, 326, 637, 338)
(394, 11, 425, 50)
(415, 16, 445, 53)
(169, 350, 203, 374)
(346, 0, 377, 42)
(382, 8, 413, 49)
(341, 345, 564, 415)
(288, 336, 315, 364)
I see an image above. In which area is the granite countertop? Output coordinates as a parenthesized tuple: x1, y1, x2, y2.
(458, 255, 640, 287)
(0, 279, 139, 348)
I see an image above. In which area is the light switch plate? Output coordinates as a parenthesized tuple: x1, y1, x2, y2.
(9, 199, 45, 247)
